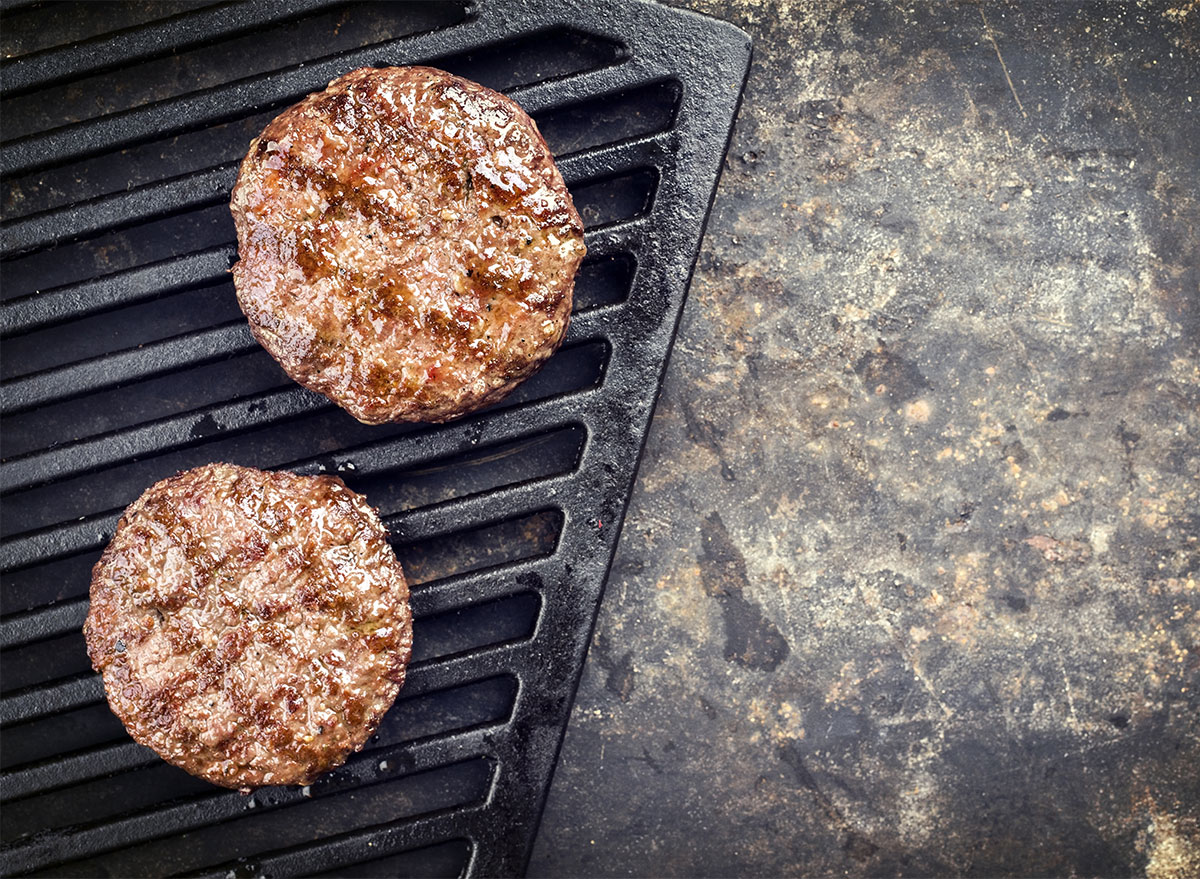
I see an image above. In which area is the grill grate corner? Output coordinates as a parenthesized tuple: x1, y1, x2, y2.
(0, 1, 750, 875)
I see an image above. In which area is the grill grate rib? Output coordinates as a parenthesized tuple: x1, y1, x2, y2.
(0, 1, 750, 875)
(0, 131, 665, 412)
(0, 15, 637, 176)
(0, 91, 668, 258)
(0, 284, 619, 495)
(0, 386, 597, 575)
(2, 736, 499, 876)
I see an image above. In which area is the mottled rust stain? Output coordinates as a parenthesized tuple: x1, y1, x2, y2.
(699, 512, 790, 672)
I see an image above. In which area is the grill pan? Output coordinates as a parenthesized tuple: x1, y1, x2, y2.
(0, 1, 750, 875)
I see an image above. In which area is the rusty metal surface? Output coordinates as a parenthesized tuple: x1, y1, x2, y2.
(531, 2, 1200, 876)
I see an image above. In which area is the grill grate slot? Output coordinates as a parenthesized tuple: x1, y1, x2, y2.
(3, 110, 276, 220)
(0, 1, 750, 875)
(1, 600, 91, 649)
(2, 344, 285, 453)
(1, 1, 318, 94)
(1, 285, 244, 383)
(2, 738, 156, 802)
(1, 165, 237, 260)
(310, 838, 472, 879)
(196, 817, 481, 879)
(2, 202, 234, 292)
(0, 674, 104, 727)
(2, 552, 98, 618)
(378, 428, 584, 515)
(0, 2, 217, 61)
(2, 322, 259, 416)
(0, 632, 90, 694)
(0, 703, 129, 772)
(1, 2, 462, 121)
(1, 247, 234, 336)
(0, 335, 607, 520)
(411, 594, 539, 664)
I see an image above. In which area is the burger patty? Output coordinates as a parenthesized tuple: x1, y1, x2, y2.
(230, 65, 587, 424)
(83, 463, 412, 791)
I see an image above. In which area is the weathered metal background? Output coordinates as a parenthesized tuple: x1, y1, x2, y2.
(531, 2, 1200, 876)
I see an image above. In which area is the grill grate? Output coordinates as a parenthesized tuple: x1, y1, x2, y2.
(0, 1, 750, 875)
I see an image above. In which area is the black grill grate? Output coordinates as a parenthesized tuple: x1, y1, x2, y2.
(0, 1, 750, 875)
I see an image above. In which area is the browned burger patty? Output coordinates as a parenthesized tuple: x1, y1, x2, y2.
(230, 65, 587, 424)
(83, 463, 412, 791)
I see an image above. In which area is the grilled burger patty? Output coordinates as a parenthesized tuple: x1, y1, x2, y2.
(84, 463, 412, 791)
(230, 66, 587, 424)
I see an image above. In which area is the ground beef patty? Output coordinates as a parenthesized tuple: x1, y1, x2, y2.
(83, 463, 412, 791)
(230, 65, 587, 424)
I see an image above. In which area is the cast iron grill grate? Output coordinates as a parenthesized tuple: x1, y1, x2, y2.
(0, 1, 750, 875)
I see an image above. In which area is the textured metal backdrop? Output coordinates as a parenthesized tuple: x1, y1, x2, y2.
(0, 1, 749, 876)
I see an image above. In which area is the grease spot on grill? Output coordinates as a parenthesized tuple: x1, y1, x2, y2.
(190, 413, 221, 439)
(226, 861, 260, 879)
